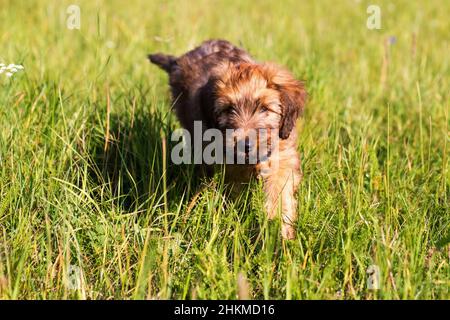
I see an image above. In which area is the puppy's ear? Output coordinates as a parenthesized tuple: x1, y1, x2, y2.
(199, 78, 218, 128)
(265, 64, 306, 139)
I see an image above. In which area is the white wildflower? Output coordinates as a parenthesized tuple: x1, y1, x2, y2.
(0, 62, 24, 78)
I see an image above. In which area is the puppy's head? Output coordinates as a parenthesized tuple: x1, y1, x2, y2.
(201, 62, 306, 160)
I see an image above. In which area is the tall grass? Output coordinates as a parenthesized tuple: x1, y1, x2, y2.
(0, 0, 448, 299)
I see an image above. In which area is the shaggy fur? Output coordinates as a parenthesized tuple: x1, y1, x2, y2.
(149, 39, 306, 239)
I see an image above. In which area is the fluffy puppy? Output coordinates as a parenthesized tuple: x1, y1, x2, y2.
(148, 39, 306, 239)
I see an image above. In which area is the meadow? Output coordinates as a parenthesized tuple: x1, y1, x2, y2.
(0, 0, 448, 299)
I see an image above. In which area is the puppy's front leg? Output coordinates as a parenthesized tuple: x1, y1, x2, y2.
(259, 152, 301, 239)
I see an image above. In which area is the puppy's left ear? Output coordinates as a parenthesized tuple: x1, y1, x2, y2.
(265, 64, 307, 139)
(199, 77, 218, 128)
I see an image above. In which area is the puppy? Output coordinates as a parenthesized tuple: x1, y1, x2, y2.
(148, 39, 306, 239)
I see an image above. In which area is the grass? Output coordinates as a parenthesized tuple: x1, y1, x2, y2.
(0, 0, 449, 300)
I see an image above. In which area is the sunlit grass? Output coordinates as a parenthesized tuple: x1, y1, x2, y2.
(0, 0, 448, 299)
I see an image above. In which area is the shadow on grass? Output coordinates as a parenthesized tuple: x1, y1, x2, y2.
(86, 110, 202, 212)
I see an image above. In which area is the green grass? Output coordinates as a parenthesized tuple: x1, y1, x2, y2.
(0, 0, 449, 299)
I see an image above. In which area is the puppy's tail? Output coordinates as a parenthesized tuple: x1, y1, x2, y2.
(148, 53, 177, 73)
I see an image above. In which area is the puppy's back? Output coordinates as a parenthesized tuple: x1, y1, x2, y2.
(150, 39, 253, 94)
(179, 39, 251, 66)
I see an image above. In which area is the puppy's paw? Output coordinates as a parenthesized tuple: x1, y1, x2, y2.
(281, 224, 296, 240)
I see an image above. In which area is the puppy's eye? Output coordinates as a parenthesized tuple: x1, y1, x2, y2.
(222, 105, 234, 114)
(259, 106, 269, 113)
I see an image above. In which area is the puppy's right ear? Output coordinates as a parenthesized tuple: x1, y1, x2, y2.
(199, 78, 218, 128)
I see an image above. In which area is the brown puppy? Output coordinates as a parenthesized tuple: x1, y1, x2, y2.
(149, 39, 306, 239)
